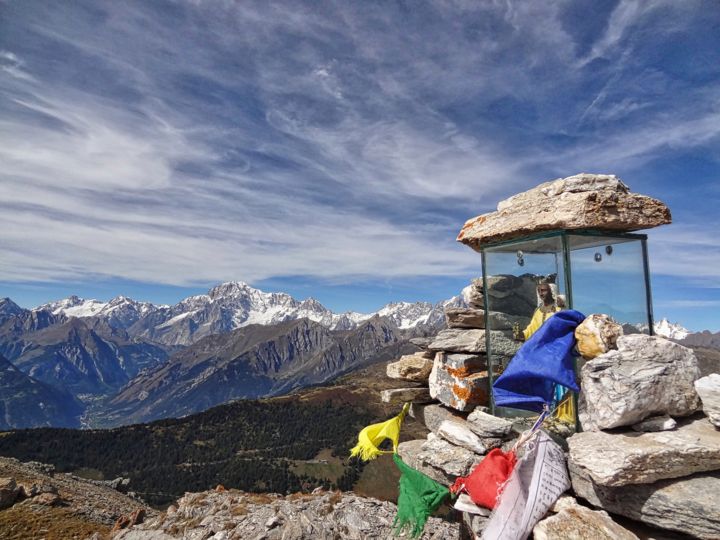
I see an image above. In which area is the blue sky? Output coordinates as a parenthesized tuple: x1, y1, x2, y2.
(1, 1, 719, 330)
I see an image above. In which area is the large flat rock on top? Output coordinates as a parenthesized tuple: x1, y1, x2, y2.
(580, 334, 701, 430)
(568, 417, 720, 486)
(570, 466, 720, 540)
(428, 329, 487, 353)
(457, 173, 671, 250)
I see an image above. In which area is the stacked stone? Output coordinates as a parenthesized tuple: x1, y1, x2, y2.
(567, 333, 720, 539)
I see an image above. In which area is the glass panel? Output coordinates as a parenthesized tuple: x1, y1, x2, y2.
(482, 234, 568, 419)
(567, 234, 650, 333)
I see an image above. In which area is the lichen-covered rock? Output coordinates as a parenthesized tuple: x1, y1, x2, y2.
(386, 354, 434, 382)
(570, 466, 720, 540)
(695, 373, 720, 428)
(533, 496, 638, 540)
(568, 417, 720, 486)
(429, 356, 490, 412)
(575, 314, 623, 360)
(444, 307, 485, 329)
(457, 173, 671, 250)
(580, 334, 701, 430)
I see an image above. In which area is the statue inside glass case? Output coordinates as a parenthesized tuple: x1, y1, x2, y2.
(512, 281, 565, 342)
(511, 279, 575, 424)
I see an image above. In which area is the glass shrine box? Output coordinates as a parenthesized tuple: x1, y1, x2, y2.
(480, 230, 655, 423)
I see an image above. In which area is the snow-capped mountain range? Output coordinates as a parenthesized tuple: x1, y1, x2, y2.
(35, 281, 463, 346)
(652, 318, 690, 340)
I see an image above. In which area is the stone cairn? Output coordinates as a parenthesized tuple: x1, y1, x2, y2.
(380, 174, 720, 538)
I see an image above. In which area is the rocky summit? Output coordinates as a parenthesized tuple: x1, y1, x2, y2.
(112, 488, 458, 540)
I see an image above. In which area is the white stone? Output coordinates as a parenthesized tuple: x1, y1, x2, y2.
(695, 373, 720, 428)
(533, 495, 639, 540)
(580, 334, 701, 430)
(568, 417, 720, 486)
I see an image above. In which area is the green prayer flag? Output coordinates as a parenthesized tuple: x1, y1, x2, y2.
(393, 454, 450, 538)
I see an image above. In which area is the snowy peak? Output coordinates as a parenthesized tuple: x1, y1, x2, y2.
(39, 296, 108, 318)
(654, 318, 690, 340)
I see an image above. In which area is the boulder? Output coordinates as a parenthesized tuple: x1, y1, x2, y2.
(695, 373, 720, 428)
(579, 334, 701, 430)
(418, 433, 480, 478)
(457, 173, 671, 250)
(380, 387, 433, 405)
(429, 358, 490, 412)
(444, 307, 485, 329)
(631, 414, 676, 432)
(533, 496, 638, 540)
(575, 314, 623, 360)
(386, 354, 434, 382)
(0, 477, 19, 509)
(466, 409, 515, 439)
(570, 466, 720, 540)
(568, 417, 720, 486)
(408, 337, 433, 349)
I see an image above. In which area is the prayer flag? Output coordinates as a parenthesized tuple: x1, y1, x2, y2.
(350, 402, 410, 461)
(493, 310, 585, 412)
(393, 454, 450, 538)
(450, 448, 516, 510)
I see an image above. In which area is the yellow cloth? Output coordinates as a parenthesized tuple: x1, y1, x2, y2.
(523, 305, 575, 423)
(350, 402, 411, 461)
(522, 306, 563, 340)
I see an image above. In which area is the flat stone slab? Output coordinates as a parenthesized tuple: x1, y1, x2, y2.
(457, 173, 671, 250)
(570, 465, 720, 540)
(534, 496, 638, 540)
(444, 307, 485, 329)
(429, 360, 490, 412)
(466, 409, 515, 439)
(418, 433, 480, 478)
(695, 373, 720, 428)
(380, 387, 433, 405)
(428, 329, 487, 353)
(386, 353, 434, 382)
(397, 439, 450, 485)
(568, 417, 720, 486)
(580, 334, 701, 430)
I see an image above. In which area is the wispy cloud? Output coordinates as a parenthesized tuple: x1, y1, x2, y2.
(0, 0, 718, 291)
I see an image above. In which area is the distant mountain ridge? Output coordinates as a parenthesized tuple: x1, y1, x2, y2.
(34, 281, 462, 346)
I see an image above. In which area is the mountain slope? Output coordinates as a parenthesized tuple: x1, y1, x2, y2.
(0, 353, 83, 428)
(101, 316, 414, 426)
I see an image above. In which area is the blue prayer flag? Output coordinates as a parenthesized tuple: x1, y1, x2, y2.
(492, 309, 585, 412)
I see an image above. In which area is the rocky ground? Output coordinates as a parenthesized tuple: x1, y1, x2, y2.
(112, 488, 459, 540)
(0, 457, 152, 540)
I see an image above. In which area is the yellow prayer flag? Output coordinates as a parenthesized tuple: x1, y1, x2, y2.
(350, 402, 410, 461)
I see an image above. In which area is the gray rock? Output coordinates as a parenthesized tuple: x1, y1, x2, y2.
(427, 328, 487, 353)
(631, 414, 676, 432)
(568, 417, 720, 486)
(580, 334, 701, 430)
(380, 387, 433, 405)
(570, 465, 720, 540)
(533, 495, 638, 540)
(0, 477, 19, 509)
(457, 173, 671, 250)
(418, 433, 480, 478)
(444, 307, 485, 329)
(408, 337, 433, 349)
(486, 311, 531, 332)
(386, 353, 434, 382)
(408, 404, 498, 454)
(695, 373, 720, 428)
(462, 279, 485, 309)
(484, 274, 539, 316)
(397, 439, 451, 485)
(466, 409, 515, 439)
